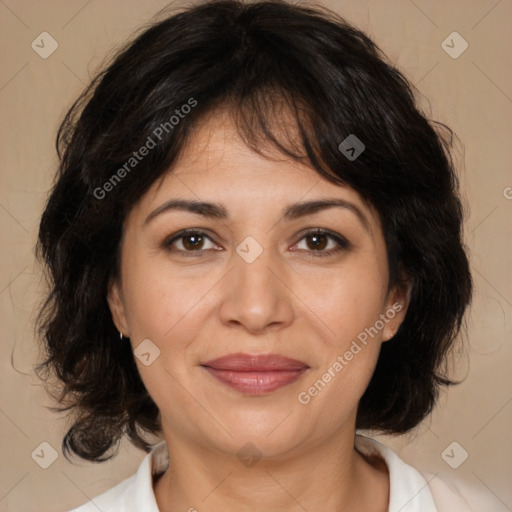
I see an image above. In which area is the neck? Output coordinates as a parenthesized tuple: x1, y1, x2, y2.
(154, 428, 389, 512)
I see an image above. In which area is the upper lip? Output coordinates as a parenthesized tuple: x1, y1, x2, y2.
(201, 353, 309, 372)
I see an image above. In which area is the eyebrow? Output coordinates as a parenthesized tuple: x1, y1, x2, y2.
(143, 198, 370, 230)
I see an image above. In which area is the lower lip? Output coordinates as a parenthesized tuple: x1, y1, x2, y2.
(203, 367, 308, 394)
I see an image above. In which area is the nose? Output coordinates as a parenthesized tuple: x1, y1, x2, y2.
(218, 241, 295, 334)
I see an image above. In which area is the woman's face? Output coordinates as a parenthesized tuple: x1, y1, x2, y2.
(108, 111, 407, 458)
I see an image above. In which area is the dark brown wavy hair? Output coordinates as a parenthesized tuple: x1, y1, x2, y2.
(35, 0, 472, 462)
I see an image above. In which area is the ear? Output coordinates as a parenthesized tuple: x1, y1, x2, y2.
(381, 280, 412, 342)
(107, 276, 130, 337)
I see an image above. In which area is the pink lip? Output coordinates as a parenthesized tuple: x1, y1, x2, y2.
(201, 353, 309, 395)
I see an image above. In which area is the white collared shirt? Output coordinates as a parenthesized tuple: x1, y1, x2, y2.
(69, 435, 473, 512)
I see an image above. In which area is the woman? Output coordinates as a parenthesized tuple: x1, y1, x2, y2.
(36, 1, 473, 510)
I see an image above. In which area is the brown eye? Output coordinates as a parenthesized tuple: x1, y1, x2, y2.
(305, 233, 329, 251)
(164, 230, 218, 254)
(182, 233, 205, 250)
(294, 229, 350, 257)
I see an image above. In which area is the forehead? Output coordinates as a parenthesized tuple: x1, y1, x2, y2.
(130, 109, 381, 230)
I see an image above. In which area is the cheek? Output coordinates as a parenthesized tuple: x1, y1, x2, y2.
(301, 255, 389, 348)
(121, 253, 222, 401)
(295, 270, 387, 421)
(292, 254, 388, 411)
(122, 250, 212, 341)
(121, 259, 212, 415)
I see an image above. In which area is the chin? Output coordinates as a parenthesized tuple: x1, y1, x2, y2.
(211, 408, 307, 455)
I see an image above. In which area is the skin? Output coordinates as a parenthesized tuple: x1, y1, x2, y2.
(107, 109, 409, 512)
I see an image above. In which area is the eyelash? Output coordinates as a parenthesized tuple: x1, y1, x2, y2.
(162, 228, 351, 258)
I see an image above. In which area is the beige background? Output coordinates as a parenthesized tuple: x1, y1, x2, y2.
(0, 0, 511, 511)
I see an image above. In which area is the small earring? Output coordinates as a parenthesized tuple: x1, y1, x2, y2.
(119, 331, 124, 341)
